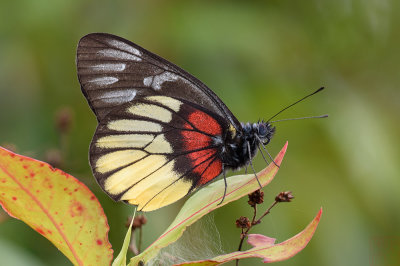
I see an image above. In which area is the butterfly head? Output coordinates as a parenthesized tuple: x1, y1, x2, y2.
(256, 120, 275, 145)
(241, 121, 275, 145)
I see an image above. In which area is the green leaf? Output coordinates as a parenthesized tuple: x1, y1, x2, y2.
(112, 208, 136, 266)
(129, 142, 288, 266)
(175, 208, 322, 265)
(0, 147, 113, 265)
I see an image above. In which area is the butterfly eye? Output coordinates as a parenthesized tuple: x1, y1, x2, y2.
(257, 123, 268, 137)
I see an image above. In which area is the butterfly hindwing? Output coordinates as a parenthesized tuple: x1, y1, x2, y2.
(77, 33, 241, 129)
(90, 96, 227, 211)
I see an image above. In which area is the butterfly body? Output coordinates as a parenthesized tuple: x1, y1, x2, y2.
(219, 122, 275, 171)
(77, 33, 275, 211)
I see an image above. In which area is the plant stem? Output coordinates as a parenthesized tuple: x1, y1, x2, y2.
(236, 200, 279, 266)
(138, 226, 143, 253)
(129, 230, 139, 255)
(255, 201, 278, 224)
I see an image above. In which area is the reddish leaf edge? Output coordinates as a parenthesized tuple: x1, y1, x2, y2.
(175, 208, 322, 265)
(0, 146, 114, 264)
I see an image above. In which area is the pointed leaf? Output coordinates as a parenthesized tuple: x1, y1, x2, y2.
(129, 143, 288, 265)
(176, 208, 322, 265)
(0, 147, 113, 265)
(112, 208, 136, 266)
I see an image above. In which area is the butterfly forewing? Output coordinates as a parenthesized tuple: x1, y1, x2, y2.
(77, 33, 240, 128)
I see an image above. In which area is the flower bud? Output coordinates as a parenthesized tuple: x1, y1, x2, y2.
(236, 216, 251, 229)
(275, 191, 294, 202)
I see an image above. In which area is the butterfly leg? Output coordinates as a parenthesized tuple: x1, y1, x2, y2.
(218, 164, 228, 205)
(257, 144, 270, 165)
(256, 135, 279, 168)
(247, 142, 263, 189)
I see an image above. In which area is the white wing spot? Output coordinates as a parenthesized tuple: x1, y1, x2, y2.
(143, 76, 153, 87)
(100, 89, 136, 103)
(89, 76, 118, 86)
(144, 72, 197, 91)
(98, 49, 141, 61)
(107, 39, 142, 56)
(91, 63, 126, 72)
(152, 72, 179, 90)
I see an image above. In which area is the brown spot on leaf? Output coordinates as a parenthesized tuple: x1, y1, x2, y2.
(12, 197, 17, 201)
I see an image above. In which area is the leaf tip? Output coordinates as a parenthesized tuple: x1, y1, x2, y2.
(316, 207, 323, 221)
(274, 141, 288, 166)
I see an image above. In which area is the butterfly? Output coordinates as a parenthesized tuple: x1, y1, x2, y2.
(77, 33, 324, 212)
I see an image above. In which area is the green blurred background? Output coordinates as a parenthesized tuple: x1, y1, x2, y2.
(1, 0, 399, 265)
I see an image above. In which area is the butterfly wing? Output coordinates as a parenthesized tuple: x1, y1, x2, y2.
(77, 33, 241, 211)
(77, 33, 240, 129)
(90, 96, 227, 211)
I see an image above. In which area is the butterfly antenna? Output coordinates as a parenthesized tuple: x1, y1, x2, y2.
(270, 114, 328, 123)
(247, 142, 263, 188)
(267, 87, 325, 123)
(256, 135, 280, 168)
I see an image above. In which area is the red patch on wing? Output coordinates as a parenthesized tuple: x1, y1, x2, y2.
(182, 130, 211, 150)
(187, 110, 222, 135)
(188, 149, 215, 166)
(198, 159, 222, 185)
(180, 108, 223, 185)
(189, 149, 214, 173)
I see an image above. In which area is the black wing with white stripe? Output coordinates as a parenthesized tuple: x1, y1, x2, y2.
(76, 33, 241, 130)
